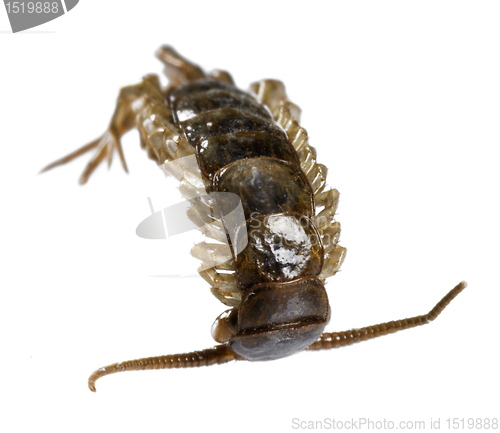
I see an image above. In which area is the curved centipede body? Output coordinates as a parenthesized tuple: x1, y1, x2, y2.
(42, 46, 466, 392)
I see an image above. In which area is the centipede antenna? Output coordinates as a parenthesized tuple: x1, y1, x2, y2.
(306, 281, 467, 351)
(88, 344, 243, 392)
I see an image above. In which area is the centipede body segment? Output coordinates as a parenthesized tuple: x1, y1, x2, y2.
(41, 46, 466, 392)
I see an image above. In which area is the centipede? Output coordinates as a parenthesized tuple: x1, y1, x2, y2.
(41, 46, 466, 392)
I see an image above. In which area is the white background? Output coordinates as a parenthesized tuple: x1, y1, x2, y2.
(1, 1, 499, 432)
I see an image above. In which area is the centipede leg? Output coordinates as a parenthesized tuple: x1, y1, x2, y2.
(156, 45, 207, 85)
(156, 45, 234, 86)
(250, 78, 301, 121)
(41, 74, 180, 184)
(306, 281, 467, 351)
(88, 344, 243, 392)
(207, 69, 234, 85)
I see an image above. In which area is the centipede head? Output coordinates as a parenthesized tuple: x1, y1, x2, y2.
(212, 277, 330, 361)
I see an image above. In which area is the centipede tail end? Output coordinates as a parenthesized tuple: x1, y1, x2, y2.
(88, 344, 243, 392)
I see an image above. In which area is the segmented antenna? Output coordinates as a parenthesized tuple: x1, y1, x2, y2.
(306, 281, 467, 351)
(88, 344, 242, 392)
